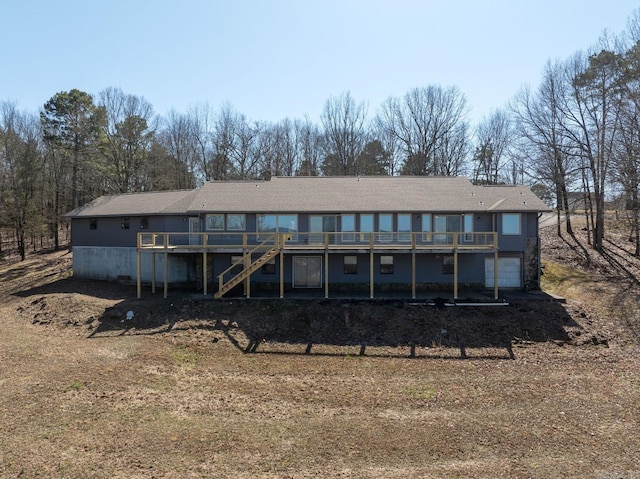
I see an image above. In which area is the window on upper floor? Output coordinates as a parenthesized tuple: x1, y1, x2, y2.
(398, 214, 411, 242)
(360, 214, 374, 242)
(90, 218, 97, 230)
(227, 214, 246, 231)
(422, 213, 432, 241)
(502, 213, 521, 235)
(121, 217, 130, 229)
(206, 214, 225, 231)
(341, 214, 355, 242)
(310, 215, 336, 243)
(378, 214, 393, 242)
(433, 214, 473, 244)
(257, 214, 298, 241)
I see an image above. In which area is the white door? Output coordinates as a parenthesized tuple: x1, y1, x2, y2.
(189, 218, 201, 245)
(485, 257, 521, 288)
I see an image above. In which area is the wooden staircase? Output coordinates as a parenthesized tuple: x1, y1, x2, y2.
(214, 240, 281, 299)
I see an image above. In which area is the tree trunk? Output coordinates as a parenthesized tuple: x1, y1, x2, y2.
(632, 188, 640, 257)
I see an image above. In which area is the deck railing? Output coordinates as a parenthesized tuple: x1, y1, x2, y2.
(138, 231, 497, 251)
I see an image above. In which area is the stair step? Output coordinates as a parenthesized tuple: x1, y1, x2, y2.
(215, 247, 280, 298)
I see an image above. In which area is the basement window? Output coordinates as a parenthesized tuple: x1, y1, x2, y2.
(344, 255, 357, 274)
(443, 256, 454, 275)
(261, 258, 276, 275)
(380, 255, 394, 274)
(230, 256, 243, 275)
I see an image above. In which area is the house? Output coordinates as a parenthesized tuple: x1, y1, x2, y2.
(64, 176, 551, 300)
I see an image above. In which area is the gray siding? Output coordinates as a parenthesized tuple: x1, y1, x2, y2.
(73, 246, 193, 283)
(71, 215, 188, 247)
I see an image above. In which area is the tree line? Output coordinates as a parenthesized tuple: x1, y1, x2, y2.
(1, 9, 640, 260)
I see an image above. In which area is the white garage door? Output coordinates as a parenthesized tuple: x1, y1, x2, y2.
(485, 257, 522, 288)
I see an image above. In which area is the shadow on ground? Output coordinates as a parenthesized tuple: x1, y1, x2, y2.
(85, 294, 595, 360)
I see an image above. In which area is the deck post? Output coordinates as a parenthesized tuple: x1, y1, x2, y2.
(244, 249, 251, 298)
(494, 250, 499, 299)
(411, 233, 416, 299)
(203, 252, 208, 296)
(453, 234, 459, 300)
(369, 250, 374, 299)
(453, 250, 459, 300)
(136, 249, 141, 299)
(279, 249, 284, 298)
(151, 252, 156, 293)
(324, 249, 329, 299)
(163, 251, 168, 299)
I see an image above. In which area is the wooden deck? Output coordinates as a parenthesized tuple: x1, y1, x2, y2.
(136, 232, 500, 301)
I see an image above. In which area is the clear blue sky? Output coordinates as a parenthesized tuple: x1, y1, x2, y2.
(1, 0, 638, 125)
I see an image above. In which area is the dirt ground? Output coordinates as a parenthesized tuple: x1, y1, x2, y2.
(1, 222, 639, 478)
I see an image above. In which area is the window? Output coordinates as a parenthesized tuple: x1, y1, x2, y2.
(121, 217, 130, 229)
(422, 214, 432, 241)
(344, 255, 357, 274)
(258, 214, 298, 240)
(360, 214, 374, 242)
(230, 255, 244, 274)
(278, 214, 298, 241)
(341, 214, 355, 242)
(463, 214, 474, 242)
(140, 217, 149, 229)
(206, 214, 224, 231)
(261, 258, 276, 275)
(227, 214, 246, 231)
(89, 218, 97, 230)
(398, 214, 411, 242)
(380, 255, 394, 274)
(502, 213, 521, 235)
(378, 214, 393, 242)
(257, 214, 277, 239)
(310, 215, 336, 244)
(434, 214, 466, 244)
(443, 256, 454, 274)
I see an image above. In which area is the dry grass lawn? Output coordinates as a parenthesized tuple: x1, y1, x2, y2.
(1, 221, 639, 478)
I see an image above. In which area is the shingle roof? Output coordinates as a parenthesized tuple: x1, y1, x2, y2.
(64, 189, 198, 217)
(65, 176, 551, 218)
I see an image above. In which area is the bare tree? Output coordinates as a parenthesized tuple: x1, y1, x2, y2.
(613, 16, 640, 255)
(158, 110, 198, 188)
(320, 92, 368, 176)
(473, 109, 514, 184)
(372, 114, 402, 175)
(255, 119, 299, 178)
(0, 103, 44, 259)
(377, 86, 470, 176)
(295, 117, 323, 176)
(97, 87, 157, 193)
(565, 46, 623, 252)
(512, 60, 580, 237)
